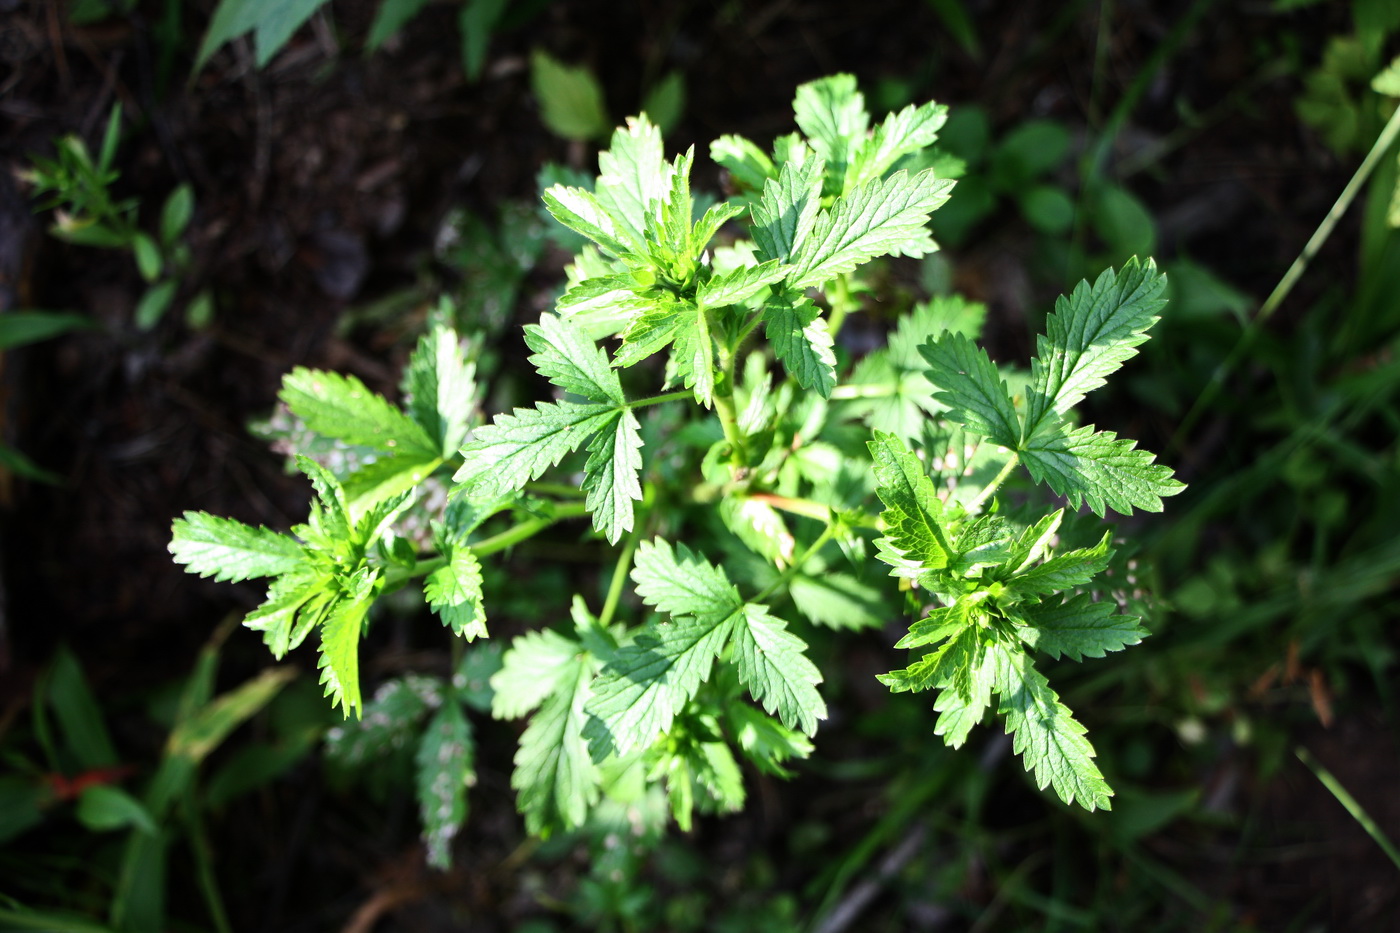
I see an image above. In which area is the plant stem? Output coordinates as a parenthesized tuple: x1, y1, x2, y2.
(969, 454, 1020, 513)
(1296, 745, 1400, 872)
(828, 383, 900, 400)
(524, 481, 588, 498)
(755, 522, 838, 603)
(747, 492, 879, 529)
(713, 341, 748, 469)
(630, 389, 693, 409)
(598, 527, 643, 629)
(826, 273, 860, 338)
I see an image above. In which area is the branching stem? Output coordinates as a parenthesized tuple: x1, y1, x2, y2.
(755, 522, 838, 603)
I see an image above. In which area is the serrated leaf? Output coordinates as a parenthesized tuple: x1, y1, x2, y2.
(512, 656, 599, 835)
(919, 332, 1021, 448)
(1020, 423, 1185, 517)
(727, 703, 813, 778)
(342, 452, 442, 514)
(281, 368, 436, 458)
(670, 305, 716, 407)
(1023, 258, 1168, 437)
(325, 675, 444, 767)
(894, 601, 970, 649)
(318, 584, 377, 717)
(243, 572, 324, 658)
(868, 431, 956, 580)
(453, 400, 618, 498)
(763, 296, 837, 397)
(1009, 532, 1111, 597)
(297, 455, 351, 540)
(524, 313, 624, 404)
(613, 297, 689, 368)
(847, 100, 950, 190)
(596, 114, 669, 242)
(992, 642, 1112, 810)
(1019, 594, 1146, 661)
(689, 201, 747, 255)
(582, 408, 643, 544)
(542, 185, 644, 261)
(710, 134, 775, 194)
(697, 259, 786, 309)
(492, 629, 586, 720)
(932, 641, 995, 748)
(788, 571, 885, 631)
(415, 699, 474, 869)
(530, 50, 609, 142)
(425, 545, 487, 640)
(631, 539, 742, 621)
(405, 325, 477, 456)
(730, 605, 826, 735)
(1005, 510, 1064, 574)
(751, 156, 824, 263)
(789, 169, 954, 288)
(880, 621, 980, 696)
(793, 74, 867, 189)
(169, 511, 304, 582)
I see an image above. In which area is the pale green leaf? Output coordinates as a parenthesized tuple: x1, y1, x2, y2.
(788, 571, 885, 631)
(596, 114, 669, 242)
(868, 431, 957, 580)
(366, 0, 430, 49)
(763, 296, 836, 397)
(542, 185, 643, 261)
(689, 201, 747, 254)
(631, 538, 742, 622)
(319, 585, 376, 717)
(281, 368, 436, 457)
(992, 643, 1112, 810)
(697, 259, 786, 309)
(847, 100, 950, 190)
(405, 325, 477, 456)
(932, 642, 995, 748)
(242, 572, 324, 658)
(613, 297, 689, 367)
(524, 313, 624, 404)
(530, 50, 609, 142)
(880, 622, 981, 696)
(727, 703, 813, 778)
(1023, 258, 1168, 436)
(1019, 594, 1146, 661)
(492, 629, 587, 720)
(1020, 423, 1185, 517)
(425, 545, 487, 640)
(325, 675, 443, 767)
(792, 74, 867, 187)
(709, 134, 775, 194)
(512, 656, 599, 835)
(919, 332, 1021, 448)
(670, 304, 716, 407)
(342, 453, 443, 514)
(453, 400, 618, 498)
(582, 408, 643, 544)
(415, 699, 474, 868)
(730, 605, 826, 736)
(169, 511, 304, 583)
(751, 156, 824, 263)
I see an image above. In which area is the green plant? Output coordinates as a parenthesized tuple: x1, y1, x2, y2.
(169, 74, 1182, 865)
(23, 105, 209, 329)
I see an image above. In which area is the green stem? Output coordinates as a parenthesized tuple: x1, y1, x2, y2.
(969, 454, 1020, 513)
(184, 794, 234, 933)
(630, 389, 693, 409)
(598, 527, 643, 629)
(825, 273, 860, 338)
(1170, 100, 1400, 454)
(714, 341, 748, 469)
(524, 481, 588, 498)
(755, 522, 838, 604)
(748, 492, 879, 529)
(828, 383, 899, 400)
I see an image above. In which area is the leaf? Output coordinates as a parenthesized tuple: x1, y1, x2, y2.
(788, 571, 885, 631)
(46, 647, 118, 770)
(524, 313, 624, 404)
(992, 642, 1112, 810)
(512, 655, 599, 835)
(688, 201, 747, 256)
(751, 156, 825, 263)
(453, 400, 618, 498)
(932, 641, 995, 748)
(342, 452, 443, 514)
(0, 311, 94, 350)
(641, 70, 686, 134)
(1009, 532, 1111, 597)
(763, 296, 837, 397)
(325, 675, 443, 767)
(789, 169, 955, 288)
(159, 184, 194, 246)
(868, 431, 956, 581)
(582, 408, 643, 545)
(697, 259, 786, 309)
(880, 621, 981, 696)
(76, 786, 157, 835)
(612, 297, 689, 367)
(134, 280, 177, 330)
(669, 304, 716, 408)
(919, 332, 1021, 448)
(1023, 258, 1168, 437)
(846, 100, 950, 190)
(894, 601, 970, 649)
(542, 185, 644, 261)
(792, 74, 868, 188)
(730, 605, 826, 735)
(318, 585, 376, 717)
(1019, 594, 1146, 661)
(405, 325, 477, 456)
(425, 545, 487, 640)
(169, 511, 305, 583)
(366, 0, 431, 49)
(415, 699, 474, 869)
(242, 572, 324, 658)
(630, 538, 742, 621)
(709, 134, 776, 194)
(1020, 423, 1185, 517)
(492, 629, 586, 720)
(727, 703, 813, 778)
(195, 0, 330, 72)
(595, 114, 669, 242)
(530, 50, 609, 142)
(281, 368, 436, 457)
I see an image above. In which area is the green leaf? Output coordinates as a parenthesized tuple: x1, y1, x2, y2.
(789, 169, 955, 288)
(512, 655, 599, 835)
(868, 431, 957, 581)
(281, 368, 436, 457)
(242, 572, 325, 658)
(730, 605, 826, 736)
(524, 313, 624, 404)
(415, 698, 474, 869)
(133, 233, 162, 282)
(492, 629, 586, 720)
(631, 538, 742, 621)
(1009, 532, 1111, 597)
(325, 675, 442, 766)
(727, 703, 813, 778)
(298, 455, 351, 539)
(751, 156, 825, 263)
(318, 584, 376, 718)
(763, 296, 837, 397)
(169, 511, 305, 583)
(405, 325, 477, 456)
(0, 311, 94, 349)
(1019, 594, 1146, 661)
(582, 408, 643, 545)
(710, 134, 776, 194)
(342, 452, 443, 514)
(76, 786, 158, 835)
(167, 666, 296, 764)
(893, 601, 970, 649)
(1020, 422, 1185, 517)
(992, 643, 1112, 810)
(788, 571, 886, 631)
(613, 296, 689, 367)
(458, 0, 506, 80)
(453, 400, 617, 498)
(642, 70, 686, 134)
(530, 50, 609, 142)
(366, 0, 431, 49)
(688, 201, 747, 256)
(47, 646, 118, 770)
(1023, 258, 1168, 437)
(159, 184, 194, 245)
(134, 280, 176, 329)
(792, 74, 867, 189)
(542, 185, 644, 261)
(880, 621, 981, 696)
(669, 304, 716, 407)
(595, 114, 669, 242)
(847, 100, 949, 190)
(919, 332, 1021, 448)
(932, 641, 995, 748)
(425, 544, 487, 640)
(697, 259, 786, 309)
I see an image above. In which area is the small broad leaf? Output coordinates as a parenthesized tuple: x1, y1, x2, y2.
(415, 698, 474, 869)
(1019, 594, 1146, 661)
(710, 134, 776, 194)
(318, 581, 377, 718)
(1020, 422, 1184, 517)
(492, 629, 586, 720)
(880, 621, 981, 697)
(846, 100, 949, 190)
(425, 545, 487, 640)
(1008, 532, 1111, 597)
(542, 186, 644, 261)
(792, 74, 868, 189)
(595, 114, 669, 242)
(325, 675, 443, 767)
(281, 368, 436, 458)
(530, 50, 609, 142)
(932, 642, 995, 748)
(763, 296, 837, 397)
(697, 259, 786, 309)
(169, 512, 304, 583)
(919, 332, 1021, 449)
(730, 604, 826, 736)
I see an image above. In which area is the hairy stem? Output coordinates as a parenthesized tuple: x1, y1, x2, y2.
(969, 454, 1020, 513)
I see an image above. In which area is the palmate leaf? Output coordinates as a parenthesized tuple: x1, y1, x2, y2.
(751, 156, 824, 263)
(1020, 422, 1185, 517)
(404, 325, 477, 456)
(763, 295, 837, 397)
(730, 605, 826, 736)
(415, 698, 474, 869)
(919, 332, 1021, 448)
(512, 656, 599, 835)
(280, 368, 436, 458)
(524, 313, 624, 404)
(1023, 258, 1168, 437)
(1019, 594, 1146, 661)
(868, 431, 957, 580)
(169, 512, 304, 583)
(991, 642, 1112, 811)
(425, 544, 487, 640)
(788, 168, 954, 289)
